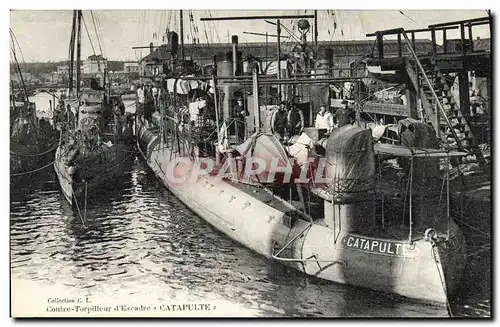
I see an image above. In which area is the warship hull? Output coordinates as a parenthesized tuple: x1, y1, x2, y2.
(54, 140, 134, 207)
(136, 116, 466, 306)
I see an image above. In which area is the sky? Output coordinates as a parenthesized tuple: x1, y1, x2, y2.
(9, 9, 491, 62)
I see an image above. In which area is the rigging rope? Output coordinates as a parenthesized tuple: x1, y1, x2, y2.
(160, 10, 167, 40)
(9, 29, 27, 67)
(82, 15, 97, 56)
(430, 241, 454, 317)
(9, 30, 29, 103)
(137, 11, 141, 45)
(188, 10, 194, 43)
(9, 44, 24, 86)
(190, 11, 200, 44)
(153, 11, 160, 39)
(90, 10, 104, 56)
(330, 11, 338, 42)
(72, 184, 86, 227)
(279, 24, 301, 44)
(68, 11, 77, 93)
(398, 11, 426, 28)
(82, 14, 101, 71)
(10, 142, 59, 157)
(139, 10, 146, 57)
(208, 11, 221, 43)
(10, 160, 55, 177)
(201, 10, 211, 45)
(94, 12, 107, 56)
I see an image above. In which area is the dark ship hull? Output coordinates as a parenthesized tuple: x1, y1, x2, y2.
(54, 96, 135, 207)
(10, 115, 59, 185)
(54, 137, 133, 207)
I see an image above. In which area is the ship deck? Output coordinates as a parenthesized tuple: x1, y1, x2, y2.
(143, 116, 475, 243)
(221, 178, 451, 243)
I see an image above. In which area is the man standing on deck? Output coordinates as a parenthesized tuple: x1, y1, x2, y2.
(157, 87, 162, 109)
(315, 105, 334, 133)
(137, 84, 145, 116)
(272, 101, 288, 140)
(144, 85, 155, 125)
(152, 84, 159, 108)
(334, 100, 355, 128)
(287, 103, 305, 137)
(231, 97, 249, 142)
(113, 96, 126, 139)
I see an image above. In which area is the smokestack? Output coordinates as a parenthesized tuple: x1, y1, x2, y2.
(326, 48, 334, 77)
(168, 32, 179, 56)
(232, 35, 238, 76)
(149, 42, 154, 54)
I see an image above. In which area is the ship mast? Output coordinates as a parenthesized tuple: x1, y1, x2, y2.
(10, 80, 16, 110)
(200, 13, 315, 104)
(9, 31, 29, 104)
(68, 11, 77, 95)
(277, 19, 281, 101)
(314, 10, 318, 52)
(76, 10, 82, 98)
(179, 10, 184, 61)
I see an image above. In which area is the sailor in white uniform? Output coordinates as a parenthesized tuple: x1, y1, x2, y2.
(314, 105, 334, 133)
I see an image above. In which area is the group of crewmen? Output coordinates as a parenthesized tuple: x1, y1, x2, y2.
(111, 96, 126, 138)
(272, 99, 355, 139)
(314, 100, 356, 132)
(136, 83, 160, 123)
(133, 83, 356, 143)
(272, 101, 305, 140)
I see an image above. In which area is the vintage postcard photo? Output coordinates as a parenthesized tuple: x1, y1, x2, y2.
(9, 7, 492, 318)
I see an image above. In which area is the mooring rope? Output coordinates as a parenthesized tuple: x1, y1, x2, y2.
(72, 184, 86, 227)
(99, 150, 136, 174)
(10, 160, 55, 177)
(466, 246, 490, 258)
(10, 142, 58, 157)
(453, 218, 490, 239)
(431, 241, 454, 317)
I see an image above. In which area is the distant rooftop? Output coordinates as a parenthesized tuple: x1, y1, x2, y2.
(87, 54, 107, 61)
(140, 39, 439, 63)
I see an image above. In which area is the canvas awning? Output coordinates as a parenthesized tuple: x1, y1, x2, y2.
(324, 125, 376, 198)
(165, 78, 213, 95)
(233, 132, 293, 184)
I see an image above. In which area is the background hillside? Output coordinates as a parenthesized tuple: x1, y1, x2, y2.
(9, 61, 127, 77)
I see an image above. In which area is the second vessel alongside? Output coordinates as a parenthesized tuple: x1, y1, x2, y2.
(54, 10, 133, 208)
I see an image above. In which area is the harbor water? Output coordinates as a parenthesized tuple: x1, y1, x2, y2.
(10, 155, 490, 317)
